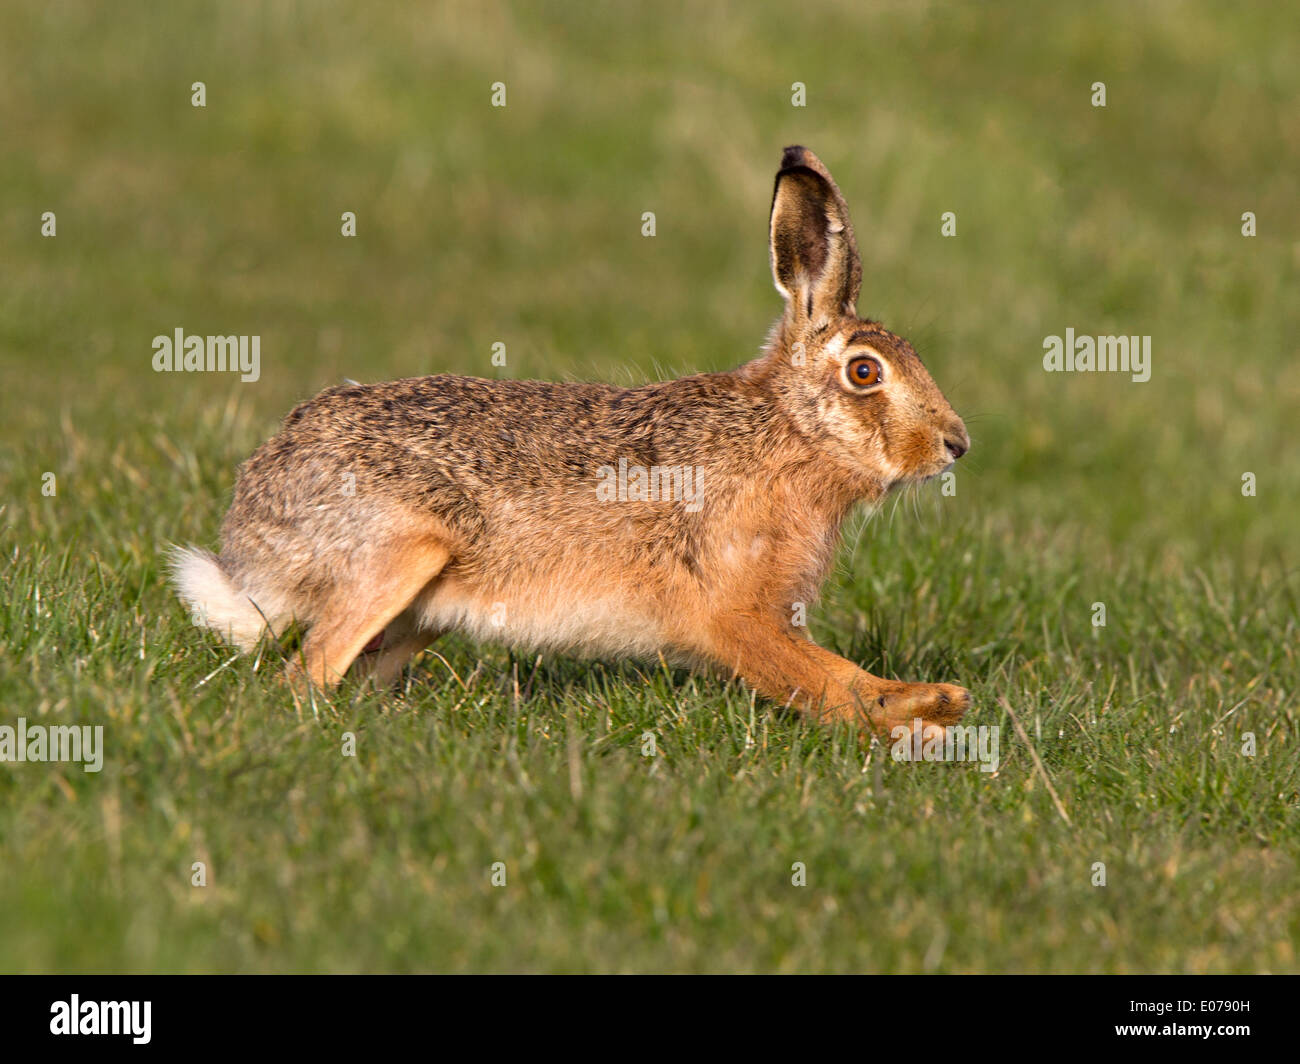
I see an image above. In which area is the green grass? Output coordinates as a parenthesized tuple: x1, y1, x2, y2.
(1, 0, 1297, 972)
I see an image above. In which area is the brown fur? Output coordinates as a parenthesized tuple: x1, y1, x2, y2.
(172, 146, 973, 736)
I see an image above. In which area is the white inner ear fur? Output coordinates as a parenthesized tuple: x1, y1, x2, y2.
(768, 197, 799, 303)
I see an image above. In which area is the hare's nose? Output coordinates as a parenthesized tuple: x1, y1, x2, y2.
(944, 434, 969, 460)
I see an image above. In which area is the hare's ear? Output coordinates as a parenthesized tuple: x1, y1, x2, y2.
(769, 146, 862, 328)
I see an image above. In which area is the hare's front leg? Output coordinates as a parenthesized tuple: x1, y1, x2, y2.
(799, 639, 971, 735)
(700, 615, 970, 736)
(351, 608, 445, 688)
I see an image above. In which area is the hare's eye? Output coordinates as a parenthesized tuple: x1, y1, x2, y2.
(846, 356, 883, 388)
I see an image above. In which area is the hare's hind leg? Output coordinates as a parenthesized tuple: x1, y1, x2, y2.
(291, 537, 451, 689)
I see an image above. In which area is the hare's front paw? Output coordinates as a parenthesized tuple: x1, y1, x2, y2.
(866, 680, 971, 733)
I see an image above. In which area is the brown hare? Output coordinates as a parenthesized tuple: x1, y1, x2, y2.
(173, 146, 972, 737)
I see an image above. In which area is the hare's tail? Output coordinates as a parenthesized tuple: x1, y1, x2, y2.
(169, 546, 288, 651)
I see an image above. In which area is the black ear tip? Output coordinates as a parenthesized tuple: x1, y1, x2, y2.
(780, 145, 810, 170)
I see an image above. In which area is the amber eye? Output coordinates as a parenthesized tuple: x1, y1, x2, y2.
(846, 356, 883, 388)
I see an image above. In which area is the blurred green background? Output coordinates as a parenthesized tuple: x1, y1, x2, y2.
(0, 1, 1296, 973)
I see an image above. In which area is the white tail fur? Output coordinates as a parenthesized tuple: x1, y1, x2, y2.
(169, 546, 284, 651)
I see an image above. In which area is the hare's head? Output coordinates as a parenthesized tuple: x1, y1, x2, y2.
(758, 146, 969, 491)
